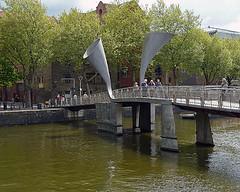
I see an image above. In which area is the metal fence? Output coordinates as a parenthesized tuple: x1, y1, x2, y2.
(0, 102, 26, 111)
(112, 86, 240, 110)
(3, 85, 240, 111)
(54, 85, 240, 111)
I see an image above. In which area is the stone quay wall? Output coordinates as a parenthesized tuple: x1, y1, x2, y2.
(0, 108, 95, 126)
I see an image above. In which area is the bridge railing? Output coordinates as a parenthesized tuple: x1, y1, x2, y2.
(54, 85, 240, 111)
(112, 86, 240, 110)
(53, 91, 111, 107)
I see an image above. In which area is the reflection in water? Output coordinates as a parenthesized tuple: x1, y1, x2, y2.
(0, 117, 240, 191)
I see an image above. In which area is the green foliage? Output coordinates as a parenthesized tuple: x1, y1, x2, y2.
(101, 0, 150, 81)
(0, 0, 54, 87)
(149, 0, 201, 34)
(0, 57, 19, 87)
(224, 39, 240, 83)
(53, 9, 100, 70)
(200, 37, 232, 84)
(149, 0, 201, 85)
(182, 30, 232, 84)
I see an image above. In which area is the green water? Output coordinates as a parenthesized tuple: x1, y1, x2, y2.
(0, 115, 240, 191)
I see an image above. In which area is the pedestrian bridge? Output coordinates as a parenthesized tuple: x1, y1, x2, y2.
(56, 32, 240, 152)
(57, 85, 240, 117)
(54, 85, 240, 152)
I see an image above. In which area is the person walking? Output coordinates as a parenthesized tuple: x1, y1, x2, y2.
(148, 80, 155, 97)
(220, 78, 228, 106)
(141, 79, 148, 97)
(155, 79, 162, 87)
(148, 79, 155, 86)
(134, 82, 139, 87)
(141, 79, 148, 87)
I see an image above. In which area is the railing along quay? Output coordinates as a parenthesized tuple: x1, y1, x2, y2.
(15, 85, 240, 112)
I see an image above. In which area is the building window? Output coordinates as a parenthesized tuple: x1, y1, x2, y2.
(120, 67, 128, 78)
(168, 77, 172, 84)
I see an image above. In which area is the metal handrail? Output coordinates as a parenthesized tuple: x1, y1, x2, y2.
(53, 86, 240, 111)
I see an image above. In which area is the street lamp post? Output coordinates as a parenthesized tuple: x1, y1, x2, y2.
(61, 78, 76, 105)
(79, 76, 83, 104)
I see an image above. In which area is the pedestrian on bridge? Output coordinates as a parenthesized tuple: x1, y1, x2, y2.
(155, 79, 162, 87)
(148, 79, 155, 87)
(133, 82, 139, 97)
(141, 79, 148, 97)
(220, 78, 228, 104)
(221, 78, 228, 89)
(148, 80, 156, 97)
(141, 79, 148, 87)
(134, 82, 139, 87)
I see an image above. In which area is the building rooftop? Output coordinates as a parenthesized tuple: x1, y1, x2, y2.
(207, 27, 240, 39)
(0, 10, 4, 17)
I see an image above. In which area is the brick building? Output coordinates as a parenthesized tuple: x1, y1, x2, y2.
(0, 1, 141, 103)
(96, 1, 138, 88)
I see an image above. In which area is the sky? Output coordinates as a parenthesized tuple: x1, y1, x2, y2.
(1, 0, 240, 31)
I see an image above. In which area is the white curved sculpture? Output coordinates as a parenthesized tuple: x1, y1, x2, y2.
(140, 32, 173, 84)
(83, 38, 114, 99)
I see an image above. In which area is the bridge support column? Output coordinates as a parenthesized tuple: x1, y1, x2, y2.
(132, 105, 140, 133)
(151, 104, 156, 131)
(160, 100, 179, 152)
(65, 110, 79, 120)
(96, 103, 123, 136)
(139, 103, 155, 133)
(196, 111, 214, 146)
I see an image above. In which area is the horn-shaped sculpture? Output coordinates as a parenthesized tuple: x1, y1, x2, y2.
(140, 32, 173, 84)
(83, 38, 114, 99)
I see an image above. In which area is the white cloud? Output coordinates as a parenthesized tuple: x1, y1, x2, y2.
(171, 0, 240, 30)
(1, 0, 240, 32)
(41, 0, 81, 16)
(222, 15, 240, 32)
(79, 0, 99, 12)
(140, 0, 240, 31)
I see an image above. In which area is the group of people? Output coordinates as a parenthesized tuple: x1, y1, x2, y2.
(134, 79, 162, 88)
(55, 92, 89, 106)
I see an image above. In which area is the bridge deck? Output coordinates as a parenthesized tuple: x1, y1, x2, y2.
(53, 86, 240, 117)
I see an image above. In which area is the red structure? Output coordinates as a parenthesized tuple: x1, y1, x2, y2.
(96, 1, 133, 88)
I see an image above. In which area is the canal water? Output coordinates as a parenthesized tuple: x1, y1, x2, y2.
(0, 115, 240, 191)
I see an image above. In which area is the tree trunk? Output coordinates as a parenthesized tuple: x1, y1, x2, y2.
(172, 68, 177, 86)
(226, 76, 232, 86)
(132, 69, 136, 85)
(28, 89, 32, 108)
(3, 86, 8, 110)
(83, 72, 91, 96)
(205, 77, 210, 85)
(23, 79, 32, 108)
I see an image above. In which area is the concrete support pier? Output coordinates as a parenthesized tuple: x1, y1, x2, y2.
(150, 104, 156, 131)
(195, 111, 214, 146)
(96, 103, 123, 136)
(132, 105, 141, 133)
(139, 103, 155, 133)
(160, 100, 179, 152)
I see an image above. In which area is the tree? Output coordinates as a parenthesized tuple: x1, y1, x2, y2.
(149, 0, 201, 85)
(53, 9, 100, 94)
(0, 56, 19, 106)
(224, 39, 240, 84)
(0, 57, 19, 87)
(102, 0, 150, 84)
(182, 30, 232, 85)
(201, 37, 232, 84)
(0, 0, 54, 106)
